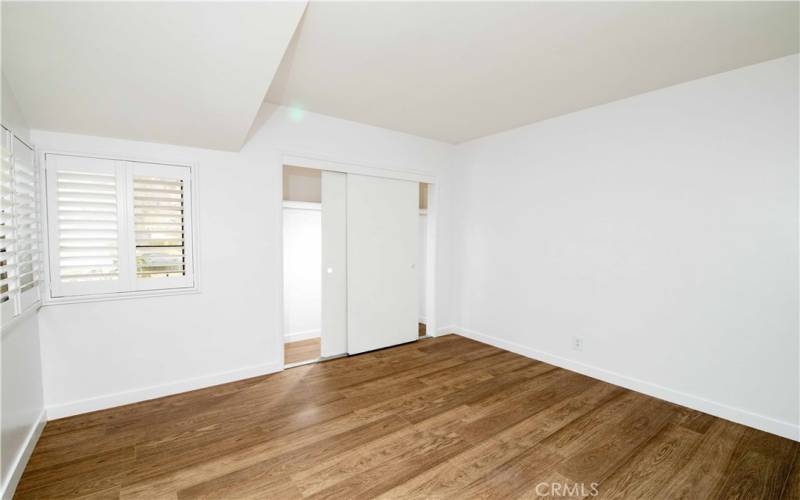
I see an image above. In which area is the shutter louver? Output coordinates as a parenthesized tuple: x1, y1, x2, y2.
(133, 175, 186, 278)
(56, 169, 120, 282)
(13, 138, 42, 296)
(1, 129, 43, 319)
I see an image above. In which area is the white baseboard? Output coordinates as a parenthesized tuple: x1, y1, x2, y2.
(435, 325, 457, 337)
(46, 361, 283, 420)
(452, 326, 799, 442)
(284, 329, 321, 343)
(1, 409, 46, 500)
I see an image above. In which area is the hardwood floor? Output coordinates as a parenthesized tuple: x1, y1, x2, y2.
(16, 335, 798, 499)
(419, 322, 426, 337)
(284, 338, 321, 365)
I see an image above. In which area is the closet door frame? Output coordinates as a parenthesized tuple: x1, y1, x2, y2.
(276, 154, 438, 366)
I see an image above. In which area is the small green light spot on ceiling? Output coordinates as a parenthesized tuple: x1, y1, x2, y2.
(289, 107, 305, 122)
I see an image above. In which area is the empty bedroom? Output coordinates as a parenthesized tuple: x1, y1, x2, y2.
(1, 1, 798, 499)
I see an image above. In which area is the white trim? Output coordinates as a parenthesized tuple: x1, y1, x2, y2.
(284, 329, 321, 342)
(423, 181, 437, 341)
(41, 287, 201, 306)
(453, 326, 800, 442)
(435, 325, 457, 337)
(274, 159, 286, 369)
(1, 409, 46, 500)
(46, 361, 282, 419)
(419, 317, 427, 324)
(282, 152, 437, 184)
(283, 201, 321, 211)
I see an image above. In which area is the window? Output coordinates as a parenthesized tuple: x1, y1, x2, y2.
(45, 154, 195, 299)
(1, 126, 43, 322)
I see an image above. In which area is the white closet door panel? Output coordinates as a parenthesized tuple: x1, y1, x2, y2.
(347, 174, 418, 354)
(321, 171, 347, 357)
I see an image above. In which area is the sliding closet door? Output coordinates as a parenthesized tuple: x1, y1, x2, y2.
(321, 171, 347, 357)
(347, 174, 418, 354)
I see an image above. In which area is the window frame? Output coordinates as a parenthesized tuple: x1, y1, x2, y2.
(41, 150, 201, 305)
(13, 135, 43, 314)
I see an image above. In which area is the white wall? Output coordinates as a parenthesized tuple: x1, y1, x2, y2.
(1, 316, 45, 498)
(33, 103, 454, 418)
(1, 73, 46, 500)
(451, 55, 799, 440)
(283, 206, 321, 342)
(1, 73, 31, 145)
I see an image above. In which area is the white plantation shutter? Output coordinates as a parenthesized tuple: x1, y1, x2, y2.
(45, 154, 195, 298)
(47, 155, 129, 297)
(1, 127, 44, 322)
(0, 129, 15, 315)
(128, 162, 193, 290)
(13, 136, 42, 310)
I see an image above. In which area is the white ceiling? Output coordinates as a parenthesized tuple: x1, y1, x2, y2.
(266, 1, 800, 144)
(2, 1, 307, 151)
(3, 2, 798, 150)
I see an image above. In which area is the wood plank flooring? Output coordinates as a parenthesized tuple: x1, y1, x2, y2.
(284, 338, 321, 365)
(16, 335, 798, 499)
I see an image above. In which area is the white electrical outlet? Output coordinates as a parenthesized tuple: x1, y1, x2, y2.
(572, 336, 584, 351)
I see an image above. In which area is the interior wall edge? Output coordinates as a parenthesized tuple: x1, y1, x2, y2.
(282, 152, 438, 184)
(45, 361, 282, 420)
(453, 326, 800, 442)
(0, 409, 45, 500)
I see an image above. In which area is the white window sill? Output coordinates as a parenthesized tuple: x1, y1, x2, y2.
(43, 286, 201, 306)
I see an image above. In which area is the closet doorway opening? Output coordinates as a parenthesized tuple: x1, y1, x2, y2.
(282, 166, 322, 366)
(281, 162, 437, 368)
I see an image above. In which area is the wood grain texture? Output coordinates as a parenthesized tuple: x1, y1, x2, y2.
(16, 335, 798, 499)
(284, 338, 321, 365)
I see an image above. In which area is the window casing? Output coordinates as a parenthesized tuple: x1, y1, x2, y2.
(1, 126, 43, 323)
(45, 154, 195, 299)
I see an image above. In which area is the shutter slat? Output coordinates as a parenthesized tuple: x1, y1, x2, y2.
(57, 171, 116, 185)
(133, 178, 183, 188)
(60, 248, 118, 257)
(58, 203, 118, 213)
(61, 272, 118, 282)
(59, 241, 118, 248)
(61, 265, 119, 274)
(57, 181, 116, 193)
(57, 193, 117, 204)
